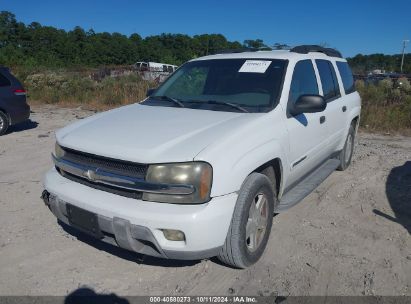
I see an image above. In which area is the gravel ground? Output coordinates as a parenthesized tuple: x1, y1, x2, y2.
(0, 105, 410, 296)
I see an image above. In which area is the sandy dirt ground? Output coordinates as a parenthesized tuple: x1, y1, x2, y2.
(0, 105, 410, 296)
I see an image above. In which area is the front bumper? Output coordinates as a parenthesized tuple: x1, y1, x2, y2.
(44, 168, 237, 260)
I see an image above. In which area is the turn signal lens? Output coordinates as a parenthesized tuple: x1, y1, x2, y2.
(199, 164, 212, 201)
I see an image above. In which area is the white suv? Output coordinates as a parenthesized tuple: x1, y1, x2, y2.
(43, 45, 361, 268)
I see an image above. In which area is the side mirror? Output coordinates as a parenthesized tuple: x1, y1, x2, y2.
(290, 95, 326, 116)
(146, 88, 157, 97)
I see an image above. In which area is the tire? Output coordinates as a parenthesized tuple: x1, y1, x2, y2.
(0, 111, 9, 136)
(218, 173, 276, 268)
(338, 124, 355, 171)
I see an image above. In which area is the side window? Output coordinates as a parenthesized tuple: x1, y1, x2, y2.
(336, 61, 355, 94)
(288, 60, 319, 104)
(0, 72, 11, 87)
(141, 63, 148, 71)
(316, 60, 341, 101)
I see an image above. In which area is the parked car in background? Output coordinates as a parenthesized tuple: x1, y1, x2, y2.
(134, 61, 178, 83)
(0, 67, 30, 135)
(134, 61, 178, 73)
(43, 46, 361, 268)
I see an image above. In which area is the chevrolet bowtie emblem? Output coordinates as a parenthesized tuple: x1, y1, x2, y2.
(83, 169, 97, 182)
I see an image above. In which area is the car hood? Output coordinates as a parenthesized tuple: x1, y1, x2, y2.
(56, 104, 262, 164)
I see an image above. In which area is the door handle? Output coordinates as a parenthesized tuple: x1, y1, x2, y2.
(342, 106, 347, 112)
(320, 116, 326, 124)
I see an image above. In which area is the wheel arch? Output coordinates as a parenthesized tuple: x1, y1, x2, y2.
(0, 106, 9, 118)
(0, 106, 11, 134)
(351, 115, 360, 132)
(337, 110, 361, 151)
(252, 158, 283, 200)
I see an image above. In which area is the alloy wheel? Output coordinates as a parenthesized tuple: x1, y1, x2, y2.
(246, 193, 269, 252)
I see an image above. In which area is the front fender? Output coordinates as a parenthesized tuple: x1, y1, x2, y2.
(198, 138, 289, 197)
(195, 108, 290, 198)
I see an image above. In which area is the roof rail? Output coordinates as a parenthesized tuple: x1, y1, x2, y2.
(290, 45, 343, 58)
(212, 47, 273, 55)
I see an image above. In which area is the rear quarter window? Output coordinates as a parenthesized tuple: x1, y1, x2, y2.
(0, 72, 11, 87)
(336, 62, 355, 94)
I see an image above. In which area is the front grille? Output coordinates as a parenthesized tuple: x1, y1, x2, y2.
(62, 147, 148, 178)
(58, 146, 148, 199)
(59, 168, 143, 200)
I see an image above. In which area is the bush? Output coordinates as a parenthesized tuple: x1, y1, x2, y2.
(398, 77, 411, 93)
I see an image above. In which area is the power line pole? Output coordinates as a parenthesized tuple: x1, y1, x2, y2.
(400, 39, 409, 73)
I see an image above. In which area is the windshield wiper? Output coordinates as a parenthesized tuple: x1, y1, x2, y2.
(199, 100, 249, 113)
(150, 95, 185, 108)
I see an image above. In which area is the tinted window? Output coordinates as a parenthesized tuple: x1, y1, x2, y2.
(289, 60, 319, 104)
(336, 61, 355, 94)
(0, 72, 11, 87)
(316, 60, 340, 101)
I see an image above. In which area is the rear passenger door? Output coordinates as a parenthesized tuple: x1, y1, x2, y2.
(315, 59, 344, 151)
(285, 60, 329, 186)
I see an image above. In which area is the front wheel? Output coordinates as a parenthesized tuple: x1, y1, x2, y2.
(338, 124, 355, 171)
(218, 173, 275, 268)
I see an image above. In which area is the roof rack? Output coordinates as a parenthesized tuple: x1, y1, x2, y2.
(212, 47, 273, 55)
(290, 45, 343, 58)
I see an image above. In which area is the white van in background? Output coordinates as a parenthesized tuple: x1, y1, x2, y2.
(134, 62, 178, 82)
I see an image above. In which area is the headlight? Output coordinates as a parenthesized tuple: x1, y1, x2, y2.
(55, 142, 65, 158)
(143, 162, 212, 204)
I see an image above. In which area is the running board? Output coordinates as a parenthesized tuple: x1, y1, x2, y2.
(275, 159, 340, 213)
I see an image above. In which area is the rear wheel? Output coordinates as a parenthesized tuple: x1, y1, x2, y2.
(338, 124, 355, 171)
(218, 173, 275, 268)
(0, 111, 9, 136)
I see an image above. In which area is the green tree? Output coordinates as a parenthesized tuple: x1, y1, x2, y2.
(1, 10, 410, 74)
(243, 39, 266, 49)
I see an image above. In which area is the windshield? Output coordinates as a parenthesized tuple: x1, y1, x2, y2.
(144, 58, 287, 113)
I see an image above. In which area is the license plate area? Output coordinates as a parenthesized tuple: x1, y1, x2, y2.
(66, 204, 103, 239)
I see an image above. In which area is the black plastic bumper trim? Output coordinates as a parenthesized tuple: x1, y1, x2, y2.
(43, 191, 220, 260)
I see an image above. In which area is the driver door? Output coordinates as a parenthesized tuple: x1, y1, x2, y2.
(284, 59, 329, 187)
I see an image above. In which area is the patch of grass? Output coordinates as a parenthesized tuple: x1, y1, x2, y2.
(24, 68, 153, 110)
(357, 78, 411, 134)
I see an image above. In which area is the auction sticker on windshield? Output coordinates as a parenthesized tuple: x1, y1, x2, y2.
(238, 60, 271, 73)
